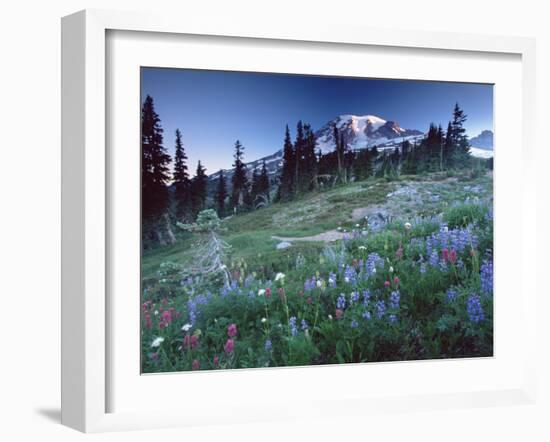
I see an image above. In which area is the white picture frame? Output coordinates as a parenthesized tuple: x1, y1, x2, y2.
(61, 9, 538, 433)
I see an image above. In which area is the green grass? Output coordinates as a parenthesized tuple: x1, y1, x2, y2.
(142, 171, 493, 280)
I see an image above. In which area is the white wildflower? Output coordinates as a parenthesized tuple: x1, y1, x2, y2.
(316, 279, 323, 288)
(258, 289, 266, 296)
(328, 314, 333, 320)
(274, 272, 285, 282)
(355, 224, 360, 228)
(181, 323, 192, 332)
(358, 245, 367, 251)
(404, 222, 412, 230)
(389, 266, 394, 273)
(261, 317, 267, 323)
(151, 337, 164, 348)
(154, 310, 159, 316)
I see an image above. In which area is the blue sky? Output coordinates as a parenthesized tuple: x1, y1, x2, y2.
(141, 68, 493, 176)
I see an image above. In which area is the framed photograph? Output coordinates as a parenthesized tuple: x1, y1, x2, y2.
(62, 9, 537, 432)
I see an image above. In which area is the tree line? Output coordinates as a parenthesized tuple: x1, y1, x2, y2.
(276, 103, 474, 201)
(141, 95, 270, 246)
(142, 93, 480, 247)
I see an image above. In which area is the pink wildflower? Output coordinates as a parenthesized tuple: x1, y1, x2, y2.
(393, 276, 399, 286)
(450, 249, 457, 264)
(265, 287, 272, 298)
(396, 247, 403, 260)
(184, 334, 199, 350)
(227, 323, 238, 338)
(192, 359, 200, 370)
(145, 313, 152, 330)
(213, 355, 219, 367)
(442, 248, 449, 262)
(335, 309, 344, 320)
(224, 338, 235, 354)
(278, 287, 286, 301)
(384, 280, 391, 288)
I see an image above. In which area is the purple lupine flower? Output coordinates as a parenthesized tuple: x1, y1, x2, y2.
(428, 250, 440, 268)
(480, 260, 493, 294)
(301, 319, 309, 331)
(389, 291, 400, 309)
(350, 291, 360, 304)
(365, 253, 384, 278)
(375, 300, 386, 319)
(344, 265, 357, 285)
(244, 274, 255, 288)
(264, 339, 272, 351)
(304, 277, 317, 292)
(426, 225, 478, 256)
(362, 289, 371, 305)
(328, 272, 337, 288)
(289, 316, 298, 336)
(362, 310, 372, 320)
(388, 314, 397, 323)
(187, 298, 198, 324)
(467, 294, 485, 323)
(336, 293, 346, 310)
(351, 319, 359, 328)
(446, 288, 458, 303)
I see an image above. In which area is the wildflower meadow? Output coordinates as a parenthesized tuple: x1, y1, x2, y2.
(142, 185, 493, 373)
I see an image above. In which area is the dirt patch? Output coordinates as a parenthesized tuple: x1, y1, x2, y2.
(272, 230, 345, 243)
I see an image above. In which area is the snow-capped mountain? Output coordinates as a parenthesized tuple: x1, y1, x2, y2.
(209, 149, 283, 181)
(315, 114, 423, 153)
(469, 130, 493, 159)
(469, 130, 493, 150)
(208, 114, 424, 187)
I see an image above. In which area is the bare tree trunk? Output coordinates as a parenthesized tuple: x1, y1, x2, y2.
(164, 213, 176, 244)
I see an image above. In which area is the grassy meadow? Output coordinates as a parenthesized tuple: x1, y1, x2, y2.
(141, 169, 493, 373)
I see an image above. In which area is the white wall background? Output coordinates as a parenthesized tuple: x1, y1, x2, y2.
(0, 1, 548, 441)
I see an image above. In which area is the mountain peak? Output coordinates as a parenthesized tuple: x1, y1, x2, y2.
(470, 129, 493, 150)
(315, 114, 422, 153)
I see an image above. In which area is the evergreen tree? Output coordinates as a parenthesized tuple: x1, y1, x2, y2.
(215, 169, 228, 218)
(141, 95, 171, 227)
(230, 140, 249, 210)
(278, 125, 296, 201)
(401, 140, 418, 175)
(353, 148, 373, 181)
(418, 123, 441, 172)
(302, 123, 318, 190)
(390, 147, 401, 171)
(172, 128, 191, 220)
(191, 161, 208, 215)
(450, 103, 471, 167)
(258, 160, 270, 202)
(250, 168, 260, 206)
(443, 121, 454, 169)
(294, 120, 305, 193)
(333, 125, 348, 183)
